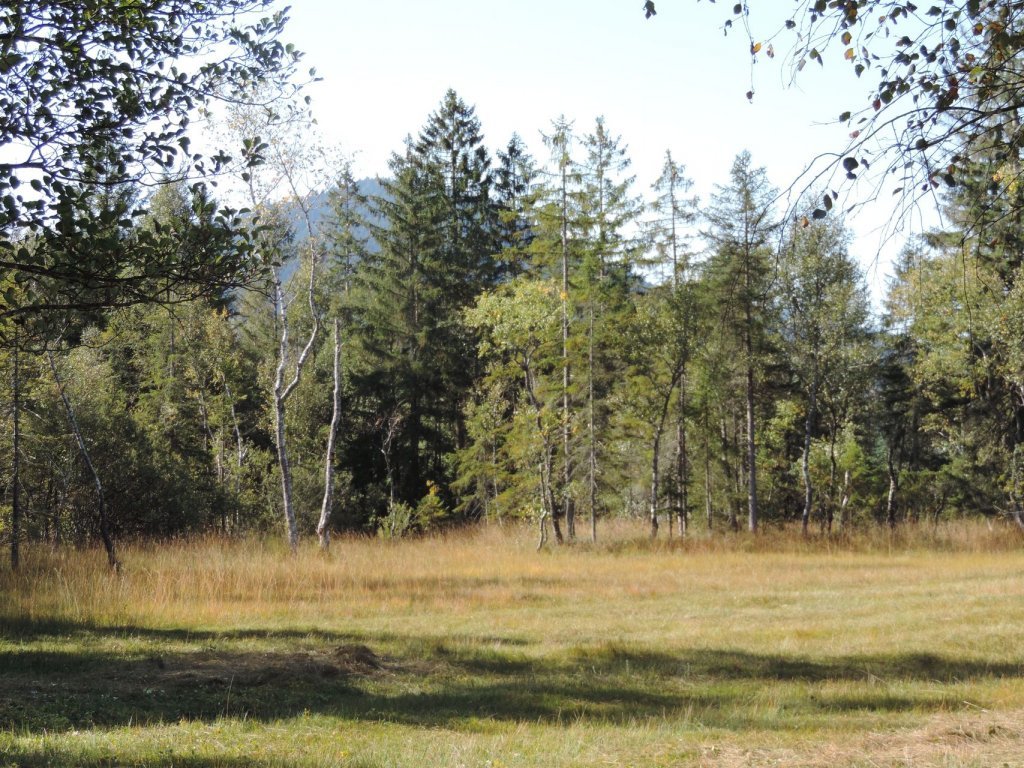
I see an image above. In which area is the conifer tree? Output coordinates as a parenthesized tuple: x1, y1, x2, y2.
(577, 118, 643, 540)
(356, 90, 498, 515)
(703, 152, 780, 533)
(493, 135, 537, 280)
(528, 116, 583, 543)
(649, 151, 698, 534)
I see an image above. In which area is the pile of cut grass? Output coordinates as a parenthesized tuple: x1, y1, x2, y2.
(1, 521, 1022, 767)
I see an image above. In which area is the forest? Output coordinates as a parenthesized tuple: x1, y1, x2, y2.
(5, 3, 1024, 766)
(5, 81, 1024, 566)
(4, 1, 1024, 568)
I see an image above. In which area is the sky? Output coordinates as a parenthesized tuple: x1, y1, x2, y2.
(279, 0, 942, 304)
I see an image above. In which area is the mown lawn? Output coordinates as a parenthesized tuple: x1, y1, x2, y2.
(1, 523, 1023, 767)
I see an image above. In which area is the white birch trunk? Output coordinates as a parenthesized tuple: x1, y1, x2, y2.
(317, 318, 343, 550)
(273, 263, 321, 553)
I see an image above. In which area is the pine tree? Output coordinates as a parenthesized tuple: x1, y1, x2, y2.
(577, 117, 643, 540)
(703, 151, 780, 533)
(354, 90, 499, 515)
(649, 151, 698, 534)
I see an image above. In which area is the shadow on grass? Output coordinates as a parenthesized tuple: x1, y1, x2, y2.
(0, 750, 296, 768)
(1, 616, 1021, 735)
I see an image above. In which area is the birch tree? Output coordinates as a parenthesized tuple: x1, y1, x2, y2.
(778, 215, 869, 534)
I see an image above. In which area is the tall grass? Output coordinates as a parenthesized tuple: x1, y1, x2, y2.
(1, 519, 1023, 767)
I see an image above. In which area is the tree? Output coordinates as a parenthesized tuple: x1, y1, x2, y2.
(315, 161, 368, 549)
(493, 135, 537, 280)
(703, 151, 780, 533)
(617, 285, 696, 538)
(649, 151, 698, 290)
(463, 278, 564, 544)
(650, 2, 1024, 230)
(778, 214, 870, 534)
(576, 118, 644, 540)
(529, 116, 582, 543)
(353, 90, 498, 518)
(1, 0, 303, 321)
(649, 151, 699, 534)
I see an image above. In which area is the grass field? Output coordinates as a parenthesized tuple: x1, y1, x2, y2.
(2, 522, 1023, 767)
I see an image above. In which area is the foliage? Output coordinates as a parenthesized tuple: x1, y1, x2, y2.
(0, 0, 304, 321)
(674, 1, 1024, 228)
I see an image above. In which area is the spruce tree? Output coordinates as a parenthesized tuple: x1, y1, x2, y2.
(577, 118, 643, 540)
(649, 151, 698, 534)
(493, 134, 537, 280)
(703, 152, 780, 533)
(355, 90, 499, 514)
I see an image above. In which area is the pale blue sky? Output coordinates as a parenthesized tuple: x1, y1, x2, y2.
(282, 0, 939, 300)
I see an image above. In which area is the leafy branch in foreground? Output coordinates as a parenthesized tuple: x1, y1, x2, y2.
(652, 2, 1024, 233)
(0, 0, 306, 321)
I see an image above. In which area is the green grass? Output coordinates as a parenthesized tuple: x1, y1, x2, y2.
(1, 523, 1023, 766)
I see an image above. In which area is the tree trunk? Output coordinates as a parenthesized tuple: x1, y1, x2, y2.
(838, 468, 851, 532)
(224, 380, 245, 530)
(48, 351, 118, 571)
(650, 428, 661, 539)
(273, 367, 298, 550)
(826, 418, 838, 534)
(704, 405, 713, 531)
(745, 329, 759, 533)
(676, 379, 689, 538)
(584, 303, 597, 543)
(720, 418, 738, 532)
(272, 269, 320, 554)
(560, 157, 573, 544)
(317, 318, 343, 550)
(524, 364, 562, 544)
(10, 328, 21, 571)
(885, 446, 899, 530)
(801, 373, 818, 536)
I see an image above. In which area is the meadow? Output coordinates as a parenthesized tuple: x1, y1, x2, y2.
(1, 522, 1023, 767)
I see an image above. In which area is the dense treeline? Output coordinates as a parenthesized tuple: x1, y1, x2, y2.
(3, 87, 1024, 557)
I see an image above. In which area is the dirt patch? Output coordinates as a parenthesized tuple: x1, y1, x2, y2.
(149, 643, 389, 690)
(331, 643, 383, 674)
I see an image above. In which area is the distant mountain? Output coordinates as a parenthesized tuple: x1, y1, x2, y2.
(287, 176, 385, 244)
(279, 177, 385, 281)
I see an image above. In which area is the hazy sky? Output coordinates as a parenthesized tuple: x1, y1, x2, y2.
(281, 0, 940, 301)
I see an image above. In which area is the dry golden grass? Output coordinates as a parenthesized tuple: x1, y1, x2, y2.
(1, 519, 1023, 767)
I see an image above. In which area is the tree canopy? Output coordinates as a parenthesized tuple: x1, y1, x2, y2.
(0, 0, 304, 323)
(648, 2, 1024, 226)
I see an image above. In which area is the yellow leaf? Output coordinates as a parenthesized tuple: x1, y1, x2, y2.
(751, 41, 762, 54)
(841, 31, 852, 45)
(845, 47, 856, 60)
